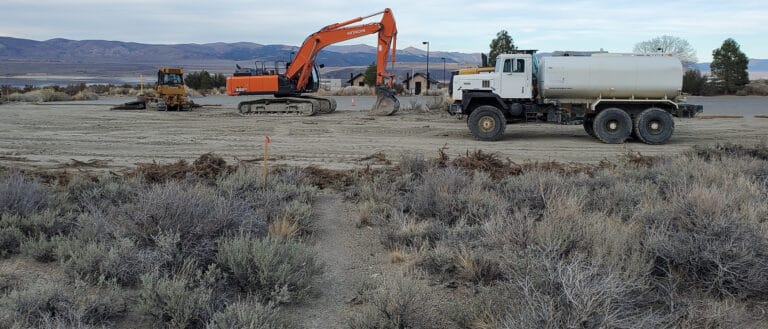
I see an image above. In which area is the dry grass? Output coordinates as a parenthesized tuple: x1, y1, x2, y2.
(352, 143, 768, 327)
(268, 218, 301, 240)
(0, 164, 323, 328)
(3, 143, 768, 328)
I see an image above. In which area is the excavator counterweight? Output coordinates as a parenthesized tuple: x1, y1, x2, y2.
(227, 8, 399, 116)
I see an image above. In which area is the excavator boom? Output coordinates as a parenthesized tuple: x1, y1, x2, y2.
(288, 9, 398, 92)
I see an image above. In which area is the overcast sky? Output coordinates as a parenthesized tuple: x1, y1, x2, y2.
(1, 0, 765, 62)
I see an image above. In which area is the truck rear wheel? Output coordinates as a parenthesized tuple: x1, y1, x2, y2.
(468, 105, 506, 141)
(634, 108, 674, 145)
(593, 108, 632, 144)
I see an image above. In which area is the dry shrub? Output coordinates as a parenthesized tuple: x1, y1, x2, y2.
(138, 269, 214, 328)
(0, 279, 127, 328)
(388, 248, 411, 263)
(462, 255, 669, 329)
(583, 173, 654, 221)
(331, 86, 374, 96)
(117, 183, 258, 265)
(1, 210, 72, 239)
(742, 80, 768, 96)
(206, 301, 289, 329)
(455, 247, 504, 285)
(58, 237, 168, 287)
(407, 167, 504, 226)
(7, 89, 72, 102)
(20, 234, 58, 262)
(0, 226, 24, 258)
(270, 201, 316, 239)
(649, 215, 768, 299)
(678, 296, 768, 328)
(72, 91, 98, 101)
(217, 167, 317, 225)
(0, 172, 50, 217)
(347, 274, 448, 329)
(397, 152, 430, 177)
(383, 213, 442, 250)
(691, 142, 768, 161)
(350, 174, 401, 226)
(65, 176, 142, 214)
(216, 234, 322, 304)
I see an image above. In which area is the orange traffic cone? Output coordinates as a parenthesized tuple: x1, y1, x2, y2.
(351, 98, 356, 107)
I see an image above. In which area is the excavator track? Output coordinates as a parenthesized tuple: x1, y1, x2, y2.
(237, 96, 337, 116)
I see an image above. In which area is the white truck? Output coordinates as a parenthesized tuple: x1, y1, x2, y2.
(449, 51, 703, 144)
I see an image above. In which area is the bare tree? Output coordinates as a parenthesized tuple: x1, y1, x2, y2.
(634, 35, 698, 66)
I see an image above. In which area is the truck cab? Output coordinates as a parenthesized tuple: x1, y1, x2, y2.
(449, 53, 541, 125)
(451, 53, 536, 104)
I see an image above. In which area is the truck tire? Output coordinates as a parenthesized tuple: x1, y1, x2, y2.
(634, 108, 674, 145)
(593, 108, 632, 144)
(468, 105, 506, 141)
(583, 118, 596, 138)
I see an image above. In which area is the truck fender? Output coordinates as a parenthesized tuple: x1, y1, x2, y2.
(461, 91, 521, 116)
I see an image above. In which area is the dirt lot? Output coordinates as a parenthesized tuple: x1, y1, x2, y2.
(1, 98, 767, 171)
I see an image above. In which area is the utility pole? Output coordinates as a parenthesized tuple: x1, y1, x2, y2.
(441, 57, 446, 86)
(422, 41, 430, 90)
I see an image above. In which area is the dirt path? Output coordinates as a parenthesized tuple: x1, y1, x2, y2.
(290, 192, 387, 328)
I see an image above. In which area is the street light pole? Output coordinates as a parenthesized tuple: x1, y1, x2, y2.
(422, 41, 430, 90)
(441, 57, 446, 86)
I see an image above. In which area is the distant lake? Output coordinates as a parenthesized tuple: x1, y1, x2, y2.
(0, 75, 142, 88)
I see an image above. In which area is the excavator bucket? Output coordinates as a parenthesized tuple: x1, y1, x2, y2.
(370, 86, 399, 116)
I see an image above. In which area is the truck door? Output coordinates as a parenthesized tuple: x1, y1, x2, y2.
(499, 57, 532, 99)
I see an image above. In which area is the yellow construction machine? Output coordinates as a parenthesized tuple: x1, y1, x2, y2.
(112, 67, 194, 111)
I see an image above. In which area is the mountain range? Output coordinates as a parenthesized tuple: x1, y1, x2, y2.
(1, 37, 766, 83)
(0, 37, 479, 67)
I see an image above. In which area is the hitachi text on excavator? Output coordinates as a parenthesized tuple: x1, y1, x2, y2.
(226, 8, 400, 116)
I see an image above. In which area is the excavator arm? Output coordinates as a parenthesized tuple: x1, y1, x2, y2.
(228, 9, 400, 116)
(287, 8, 398, 92)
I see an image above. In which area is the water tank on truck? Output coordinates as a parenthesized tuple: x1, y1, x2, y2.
(538, 55, 683, 100)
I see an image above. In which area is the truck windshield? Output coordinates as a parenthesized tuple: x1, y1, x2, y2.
(532, 55, 539, 77)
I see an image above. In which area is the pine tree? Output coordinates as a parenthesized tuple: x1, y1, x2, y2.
(363, 62, 377, 87)
(488, 30, 516, 67)
(710, 38, 749, 94)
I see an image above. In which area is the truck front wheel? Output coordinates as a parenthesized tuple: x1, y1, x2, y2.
(634, 108, 674, 145)
(468, 105, 506, 141)
(593, 108, 632, 144)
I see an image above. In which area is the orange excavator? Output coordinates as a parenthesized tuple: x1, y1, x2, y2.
(226, 8, 399, 116)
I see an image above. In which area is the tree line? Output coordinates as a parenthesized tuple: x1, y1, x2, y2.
(184, 71, 227, 90)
